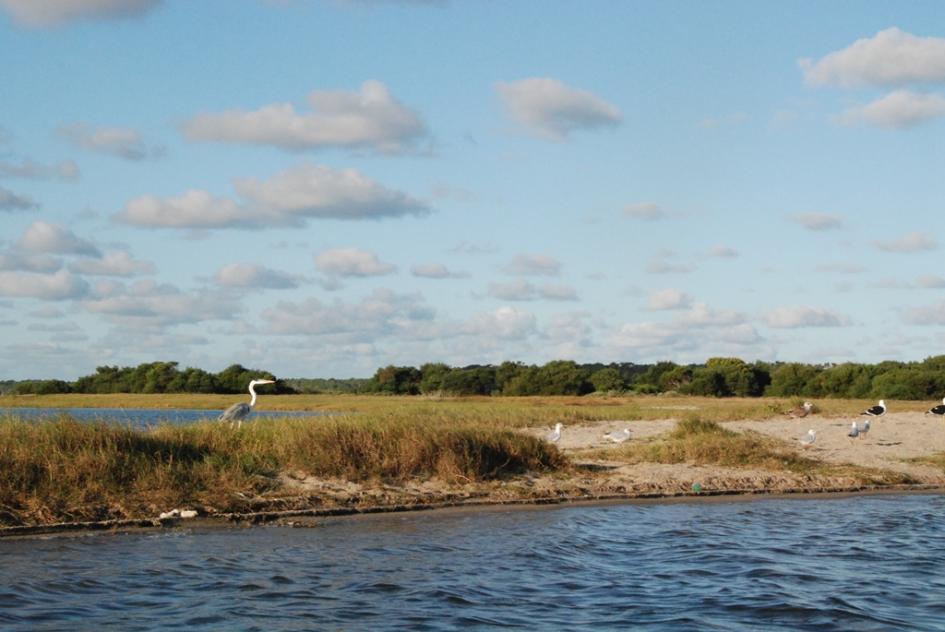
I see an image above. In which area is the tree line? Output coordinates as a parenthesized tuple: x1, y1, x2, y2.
(7, 356, 945, 400)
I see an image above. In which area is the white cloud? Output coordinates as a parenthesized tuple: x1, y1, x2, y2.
(81, 279, 239, 327)
(623, 202, 671, 221)
(708, 245, 738, 258)
(0, 269, 89, 300)
(496, 77, 621, 139)
(0, 158, 78, 180)
(646, 288, 692, 310)
(315, 247, 396, 277)
(502, 254, 561, 276)
(764, 305, 851, 329)
(839, 90, 945, 128)
(815, 262, 865, 274)
(902, 301, 945, 325)
(488, 280, 577, 301)
(800, 28, 945, 88)
(0, 251, 61, 273)
(183, 80, 428, 154)
(917, 274, 945, 289)
(0, 0, 161, 27)
(263, 289, 433, 336)
(214, 262, 299, 289)
(645, 258, 693, 274)
(874, 231, 937, 252)
(68, 250, 156, 277)
(16, 221, 100, 257)
(677, 302, 746, 327)
(791, 212, 844, 230)
(463, 306, 536, 340)
(58, 124, 162, 160)
(410, 263, 468, 279)
(538, 283, 578, 301)
(116, 163, 429, 229)
(0, 185, 38, 212)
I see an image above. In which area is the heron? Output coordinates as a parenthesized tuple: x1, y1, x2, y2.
(219, 379, 276, 429)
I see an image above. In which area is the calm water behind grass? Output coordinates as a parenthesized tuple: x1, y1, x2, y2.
(1, 494, 943, 631)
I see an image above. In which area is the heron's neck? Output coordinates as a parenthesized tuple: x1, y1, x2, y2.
(248, 383, 258, 407)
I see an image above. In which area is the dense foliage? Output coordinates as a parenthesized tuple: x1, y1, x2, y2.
(12, 362, 291, 395)
(7, 356, 945, 400)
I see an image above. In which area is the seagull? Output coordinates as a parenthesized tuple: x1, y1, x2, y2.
(847, 421, 859, 442)
(798, 429, 816, 449)
(926, 397, 945, 416)
(860, 399, 886, 418)
(857, 418, 870, 439)
(603, 427, 631, 444)
(546, 423, 563, 443)
(218, 379, 276, 429)
(787, 401, 814, 419)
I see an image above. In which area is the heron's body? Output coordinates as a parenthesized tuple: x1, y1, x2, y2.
(219, 379, 275, 428)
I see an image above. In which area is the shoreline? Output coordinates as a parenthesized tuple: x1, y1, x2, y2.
(3, 483, 944, 540)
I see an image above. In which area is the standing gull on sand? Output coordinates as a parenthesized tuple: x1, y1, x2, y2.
(546, 423, 563, 444)
(861, 400, 886, 419)
(799, 429, 816, 449)
(219, 379, 276, 429)
(857, 418, 870, 439)
(847, 421, 859, 442)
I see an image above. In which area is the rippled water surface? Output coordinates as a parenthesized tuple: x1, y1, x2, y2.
(1, 494, 944, 631)
(0, 407, 324, 427)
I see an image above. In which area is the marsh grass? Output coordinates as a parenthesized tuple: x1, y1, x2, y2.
(0, 413, 565, 526)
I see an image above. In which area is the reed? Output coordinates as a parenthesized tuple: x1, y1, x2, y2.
(0, 413, 565, 526)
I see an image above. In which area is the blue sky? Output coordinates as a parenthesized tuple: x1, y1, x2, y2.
(2, 0, 944, 379)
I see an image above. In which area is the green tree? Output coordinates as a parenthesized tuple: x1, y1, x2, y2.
(589, 367, 626, 393)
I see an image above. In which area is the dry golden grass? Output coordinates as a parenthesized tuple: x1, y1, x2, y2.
(0, 412, 565, 526)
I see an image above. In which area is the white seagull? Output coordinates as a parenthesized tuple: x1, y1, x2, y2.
(857, 418, 870, 438)
(847, 421, 859, 442)
(218, 379, 276, 429)
(926, 397, 945, 416)
(546, 423, 563, 443)
(799, 429, 816, 449)
(860, 399, 886, 418)
(603, 427, 631, 444)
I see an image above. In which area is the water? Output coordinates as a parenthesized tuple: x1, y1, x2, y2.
(1, 494, 943, 631)
(0, 407, 327, 428)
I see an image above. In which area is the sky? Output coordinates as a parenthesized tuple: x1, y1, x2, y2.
(1, 0, 945, 380)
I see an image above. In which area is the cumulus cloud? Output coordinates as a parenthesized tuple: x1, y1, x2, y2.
(839, 90, 945, 128)
(763, 305, 851, 328)
(645, 258, 693, 275)
(68, 250, 156, 277)
(0, 251, 61, 273)
(183, 80, 428, 154)
(677, 302, 746, 327)
(214, 262, 299, 289)
(791, 212, 844, 231)
(263, 289, 433, 336)
(0, 158, 79, 180)
(902, 301, 945, 325)
(488, 280, 577, 301)
(0, 269, 89, 300)
(623, 202, 671, 221)
(800, 27, 945, 88)
(315, 247, 396, 278)
(496, 77, 621, 139)
(502, 254, 561, 276)
(646, 288, 692, 310)
(16, 221, 100, 257)
(410, 263, 468, 279)
(58, 124, 162, 160)
(81, 279, 239, 327)
(917, 274, 945, 289)
(0, 185, 38, 212)
(116, 163, 429, 229)
(874, 231, 937, 252)
(0, 0, 161, 27)
(462, 306, 536, 340)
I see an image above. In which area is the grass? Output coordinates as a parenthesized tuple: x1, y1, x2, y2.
(0, 413, 566, 526)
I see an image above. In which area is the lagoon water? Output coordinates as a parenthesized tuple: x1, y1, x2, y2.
(0, 407, 323, 428)
(1, 494, 944, 631)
